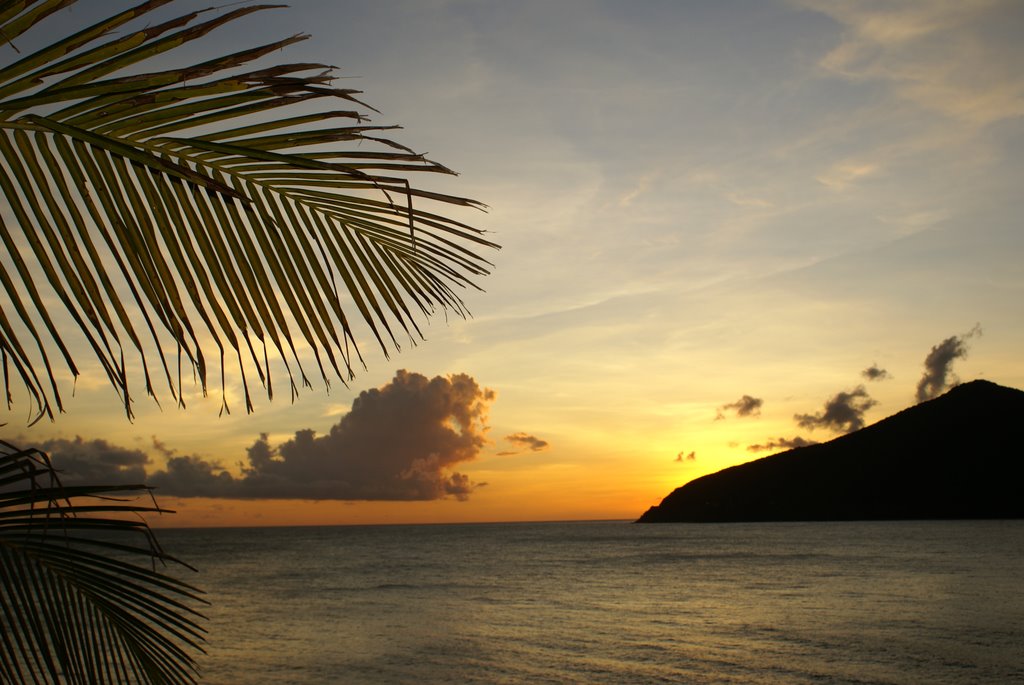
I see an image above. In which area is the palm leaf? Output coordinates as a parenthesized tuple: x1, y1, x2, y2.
(0, 1, 497, 423)
(0, 439, 206, 684)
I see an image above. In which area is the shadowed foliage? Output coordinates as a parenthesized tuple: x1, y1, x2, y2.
(0, 1, 497, 682)
(0, 0, 496, 425)
(0, 440, 205, 684)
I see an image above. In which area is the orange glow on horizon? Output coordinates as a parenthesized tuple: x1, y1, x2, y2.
(146, 495, 646, 529)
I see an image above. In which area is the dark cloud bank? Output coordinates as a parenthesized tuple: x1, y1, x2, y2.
(44, 371, 496, 502)
(35, 437, 150, 483)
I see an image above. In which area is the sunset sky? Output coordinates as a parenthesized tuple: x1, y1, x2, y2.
(5, 0, 1024, 527)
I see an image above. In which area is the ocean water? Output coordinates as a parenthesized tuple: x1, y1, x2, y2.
(158, 520, 1024, 685)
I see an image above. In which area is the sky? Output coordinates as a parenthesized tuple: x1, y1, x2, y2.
(4, 0, 1024, 527)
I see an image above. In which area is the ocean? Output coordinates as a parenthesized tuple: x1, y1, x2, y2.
(157, 520, 1024, 685)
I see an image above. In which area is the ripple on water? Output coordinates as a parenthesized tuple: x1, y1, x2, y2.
(157, 520, 1024, 685)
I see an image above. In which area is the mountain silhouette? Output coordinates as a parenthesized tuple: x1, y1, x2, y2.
(637, 380, 1024, 523)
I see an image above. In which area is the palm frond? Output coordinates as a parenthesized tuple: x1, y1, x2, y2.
(0, 1, 498, 423)
(0, 438, 206, 684)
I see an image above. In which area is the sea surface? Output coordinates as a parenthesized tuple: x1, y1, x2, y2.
(158, 520, 1024, 685)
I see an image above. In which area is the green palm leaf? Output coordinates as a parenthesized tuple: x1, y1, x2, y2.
(0, 1, 497, 423)
(0, 439, 206, 684)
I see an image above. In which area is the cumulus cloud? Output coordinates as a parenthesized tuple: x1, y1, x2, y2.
(443, 472, 480, 499)
(148, 455, 238, 498)
(211, 370, 493, 500)
(39, 437, 149, 485)
(504, 433, 550, 453)
(795, 385, 877, 434)
(747, 436, 818, 453)
(674, 450, 696, 462)
(916, 326, 981, 402)
(716, 395, 763, 420)
(861, 364, 890, 381)
(43, 371, 495, 502)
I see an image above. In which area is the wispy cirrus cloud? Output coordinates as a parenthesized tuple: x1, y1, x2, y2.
(816, 160, 881, 191)
(801, 0, 1024, 127)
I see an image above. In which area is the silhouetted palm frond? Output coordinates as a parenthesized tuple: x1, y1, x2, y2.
(0, 439, 205, 684)
(0, 0, 497, 424)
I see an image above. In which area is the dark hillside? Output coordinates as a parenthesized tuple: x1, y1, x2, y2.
(638, 380, 1024, 522)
